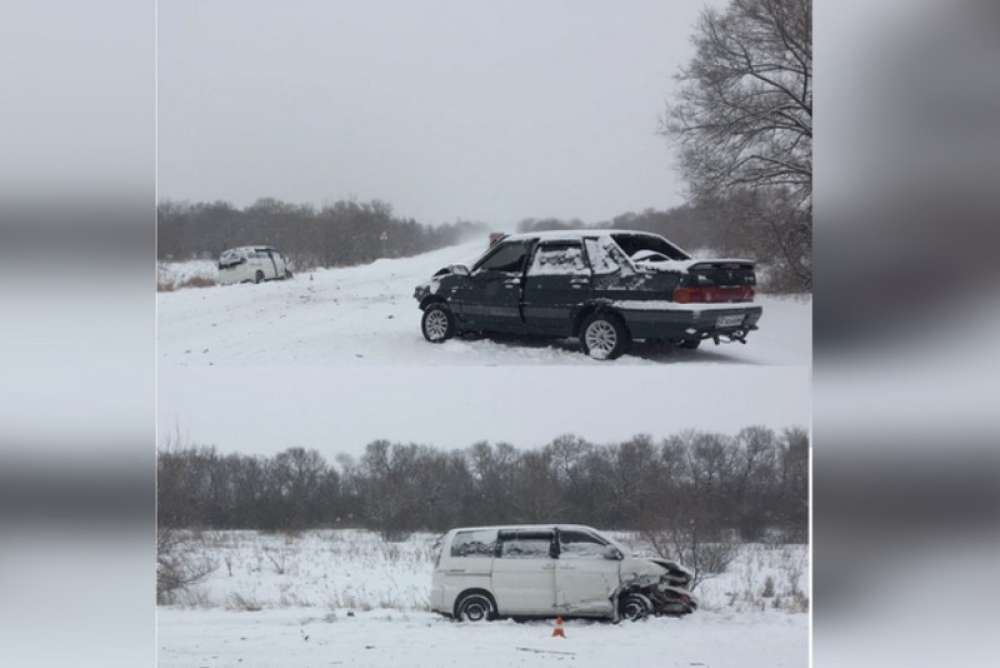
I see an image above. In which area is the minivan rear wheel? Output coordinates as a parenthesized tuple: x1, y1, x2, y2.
(455, 592, 495, 622)
(254, 270, 264, 284)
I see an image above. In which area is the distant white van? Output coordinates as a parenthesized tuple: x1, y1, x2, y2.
(217, 246, 292, 285)
(430, 524, 696, 622)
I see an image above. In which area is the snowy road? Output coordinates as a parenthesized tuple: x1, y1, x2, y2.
(158, 242, 810, 367)
(158, 608, 808, 668)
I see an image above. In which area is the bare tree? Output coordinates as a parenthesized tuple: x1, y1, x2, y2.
(666, 0, 811, 199)
(640, 520, 740, 592)
(663, 0, 811, 288)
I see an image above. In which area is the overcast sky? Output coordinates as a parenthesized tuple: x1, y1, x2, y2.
(157, 0, 715, 228)
(158, 366, 809, 457)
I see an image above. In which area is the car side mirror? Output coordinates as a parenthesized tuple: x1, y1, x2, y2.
(603, 545, 623, 560)
(449, 264, 470, 277)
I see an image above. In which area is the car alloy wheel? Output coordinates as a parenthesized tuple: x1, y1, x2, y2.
(424, 309, 450, 342)
(584, 319, 618, 359)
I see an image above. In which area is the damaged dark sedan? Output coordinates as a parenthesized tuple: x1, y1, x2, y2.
(414, 230, 762, 360)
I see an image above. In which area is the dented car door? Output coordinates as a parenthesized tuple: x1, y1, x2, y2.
(522, 241, 591, 335)
(554, 529, 619, 616)
(455, 241, 530, 332)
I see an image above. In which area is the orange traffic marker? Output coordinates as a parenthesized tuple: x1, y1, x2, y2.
(551, 616, 566, 638)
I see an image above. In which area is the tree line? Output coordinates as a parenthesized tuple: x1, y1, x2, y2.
(517, 189, 809, 292)
(157, 197, 487, 270)
(158, 427, 808, 543)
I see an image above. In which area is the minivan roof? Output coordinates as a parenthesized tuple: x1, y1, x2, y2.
(223, 245, 275, 252)
(448, 524, 601, 533)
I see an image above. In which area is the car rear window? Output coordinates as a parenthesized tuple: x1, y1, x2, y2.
(450, 530, 497, 558)
(611, 233, 689, 260)
(584, 237, 630, 275)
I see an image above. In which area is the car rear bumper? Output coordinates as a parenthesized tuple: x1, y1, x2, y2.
(615, 303, 763, 340)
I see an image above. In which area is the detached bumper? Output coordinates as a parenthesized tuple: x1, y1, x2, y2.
(614, 302, 763, 341)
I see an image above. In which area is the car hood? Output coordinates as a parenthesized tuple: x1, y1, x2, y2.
(648, 558, 694, 585)
(621, 557, 694, 589)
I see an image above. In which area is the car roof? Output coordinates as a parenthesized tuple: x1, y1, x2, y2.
(501, 229, 663, 243)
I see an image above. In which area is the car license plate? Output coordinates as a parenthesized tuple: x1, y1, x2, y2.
(716, 314, 744, 328)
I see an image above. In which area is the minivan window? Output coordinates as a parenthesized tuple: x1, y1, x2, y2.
(558, 531, 607, 559)
(498, 532, 553, 559)
(450, 530, 496, 558)
(476, 242, 529, 273)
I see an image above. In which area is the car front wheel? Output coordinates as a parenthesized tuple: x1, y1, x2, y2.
(580, 312, 630, 360)
(421, 303, 455, 343)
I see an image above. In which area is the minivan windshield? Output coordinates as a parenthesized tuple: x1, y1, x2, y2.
(591, 529, 629, 555)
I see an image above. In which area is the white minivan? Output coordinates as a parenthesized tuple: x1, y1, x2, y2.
(430, 524, 697, 622)
(217, 246, 292, 285)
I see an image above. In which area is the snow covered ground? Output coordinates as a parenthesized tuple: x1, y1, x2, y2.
(157, 242, 811, 366)
(158, 530, 808, 667)
(158, 606, 807, 668)
(159, 259, 219, 290)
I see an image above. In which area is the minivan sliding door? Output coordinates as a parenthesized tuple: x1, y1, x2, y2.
(491, 530, 556, 615)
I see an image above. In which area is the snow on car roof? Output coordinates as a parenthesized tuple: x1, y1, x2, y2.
(501, 229, 664, 242)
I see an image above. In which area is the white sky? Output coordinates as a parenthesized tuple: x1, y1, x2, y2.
(158, 366, 810, 457)
(157, 0, 718, 227)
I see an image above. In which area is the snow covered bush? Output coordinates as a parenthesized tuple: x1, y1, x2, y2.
(157, 528, 218, 604)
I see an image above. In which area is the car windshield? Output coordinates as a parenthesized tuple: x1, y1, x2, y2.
(611, 233, 689, 261)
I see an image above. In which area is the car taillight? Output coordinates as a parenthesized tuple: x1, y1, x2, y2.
(673, 286, 754, 303)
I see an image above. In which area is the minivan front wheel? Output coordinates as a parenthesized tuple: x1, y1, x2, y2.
(581, 312, 630, 360)
(254, 270, 265, 284)
(421, 304, 455, 343)
(455, 592, 495, 622)
(619, 593, 653, 621)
